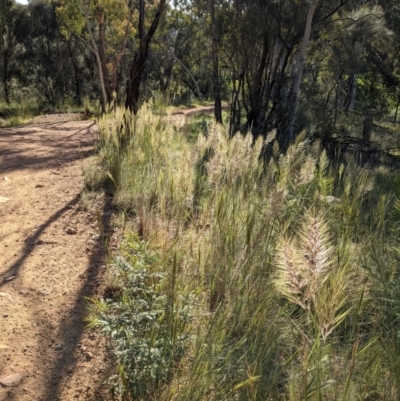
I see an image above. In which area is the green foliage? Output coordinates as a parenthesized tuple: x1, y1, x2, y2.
(56, 0, 133, 40)
(89, 235, 191, 399)
(0, 0, 30, 104)
(0, 101, 39, 126)
(87, 105, 400, 400)
(4, 0, 400, 140)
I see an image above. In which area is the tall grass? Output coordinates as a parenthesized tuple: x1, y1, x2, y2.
(88, 104, 400, 400)
(0, 101, 40, 126)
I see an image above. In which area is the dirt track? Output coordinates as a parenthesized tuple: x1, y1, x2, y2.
(0, 115, 112, 401)
(0, 106, 218, 401)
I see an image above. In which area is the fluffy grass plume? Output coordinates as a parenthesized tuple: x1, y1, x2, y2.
(88, 104, 400, 401)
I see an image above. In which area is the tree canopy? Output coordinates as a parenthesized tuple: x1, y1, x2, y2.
(1, 0, 399, 143)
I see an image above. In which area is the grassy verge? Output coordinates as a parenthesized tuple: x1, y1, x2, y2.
(0, 98, 99, 127)
(87, 104, 400, 400)
(0, 101, 41, 127)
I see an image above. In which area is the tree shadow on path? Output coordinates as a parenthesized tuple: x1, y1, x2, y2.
(0, 121, 96, 175)
(0, 194, 81, 287)
(38, 196, 114, 401)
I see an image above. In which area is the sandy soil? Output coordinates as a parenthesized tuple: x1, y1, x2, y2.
(0, 115, 114, 401)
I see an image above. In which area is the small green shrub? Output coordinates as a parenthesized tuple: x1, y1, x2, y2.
(89, 235, 191, 400)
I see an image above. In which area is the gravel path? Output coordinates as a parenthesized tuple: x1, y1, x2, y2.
(0, 116, 112, 401)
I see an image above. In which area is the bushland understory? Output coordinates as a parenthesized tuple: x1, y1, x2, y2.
(85, 105, 400, 401)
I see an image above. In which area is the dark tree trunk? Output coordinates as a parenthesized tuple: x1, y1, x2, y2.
(125, 0, 166, 113)
(163, 63, 174, 98)
(3, 79, 10, 104)
(265, 44, 293, 133)
(229, 71, 244, 135)
(362, 109, 374, 142)
(68, 39, 82, 106)
(344, 72, 357, 112)
(125, 49, 147, 113)
(210, 0, 222, 124)
(2, 55, 10, 104)
(394, 99, 399, 125)
(247, 31, 269, 134)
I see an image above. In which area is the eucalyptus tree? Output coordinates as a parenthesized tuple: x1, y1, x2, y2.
(287, 0, 319, 141)
(297, 3, 396, 138)
(363, 4, 400, 109)
(124, 0, 167, 113)
(24, 0, 85, 105)
(218, 0, 309, 135)
(158, 7, 211, 102)
(0, 0, 29, 104)
(210, 0, 222, 122)
(57, 0, 135, 110)
(216, 0, 369, 142)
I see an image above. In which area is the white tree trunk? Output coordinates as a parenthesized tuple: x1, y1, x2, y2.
(84, 15, 108, 111)
(287, 0, 319, 142)
(168, 49, 203, 101)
